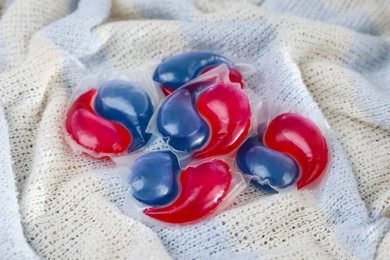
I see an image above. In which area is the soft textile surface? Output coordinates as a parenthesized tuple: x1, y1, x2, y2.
(0, 0, 389, 259)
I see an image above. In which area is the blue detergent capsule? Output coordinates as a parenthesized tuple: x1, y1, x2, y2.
(153, 51, 234, 90)
(130, 151, 180, 206)
(237, 136, 299, 193)
(157, 88, 209, 152)
(94, 80, 154, 152)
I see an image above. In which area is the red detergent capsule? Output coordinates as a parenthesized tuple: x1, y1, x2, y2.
(65, 89, 131, 155)
(193, 83, 251, 159)
(263, 113, 329, 189)
(143, 160, 231, 224)
(201, 66, 244, 89)
(161, 84, 175, 96)
(153, 51, 234, 95)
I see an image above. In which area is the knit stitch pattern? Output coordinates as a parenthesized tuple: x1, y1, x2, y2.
(0, 0, 389, 259)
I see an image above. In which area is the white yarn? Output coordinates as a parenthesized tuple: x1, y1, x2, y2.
(0, 0, 389, 259)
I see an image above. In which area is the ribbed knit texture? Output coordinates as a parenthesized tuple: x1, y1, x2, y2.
(0, 0, 389, 259)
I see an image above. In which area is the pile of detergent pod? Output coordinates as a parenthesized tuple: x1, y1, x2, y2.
(64, 51, 330, 225)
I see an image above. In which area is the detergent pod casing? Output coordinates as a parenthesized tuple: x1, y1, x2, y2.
(151, 51, 255, 96)
(64, 70, 163, 159)
(147, 65, 259, 168)
(115, 150, 246, 226)
(236, 96, 331, 194)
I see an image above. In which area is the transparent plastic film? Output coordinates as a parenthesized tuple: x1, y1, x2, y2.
(150, 51, 256, 96)
(63, 70, 162, 159)
(119, 151, 246, 226)
(147, 65, 258, 168)
(235, 93, 331, 193)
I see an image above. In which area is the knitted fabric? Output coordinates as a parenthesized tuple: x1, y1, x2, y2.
(0, 0, 389, 259)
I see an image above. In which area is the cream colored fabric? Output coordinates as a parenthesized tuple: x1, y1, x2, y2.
(0, 0, 389, 259)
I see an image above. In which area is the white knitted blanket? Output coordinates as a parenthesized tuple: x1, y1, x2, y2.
(0, 0, 389, 259)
